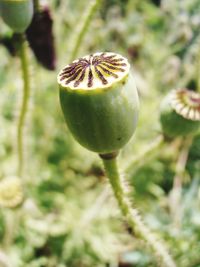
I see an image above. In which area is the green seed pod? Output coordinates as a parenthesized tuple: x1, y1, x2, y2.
(0, 0, 33, 33)
(57, 52, 139, 154)
(160, 88, 200, 138)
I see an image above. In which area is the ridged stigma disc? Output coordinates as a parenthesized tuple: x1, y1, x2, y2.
(58, 52, 139, 154)
(160, 89, 200, 138)
(171, 89, 200, 121)
(58, 52, 130, 90)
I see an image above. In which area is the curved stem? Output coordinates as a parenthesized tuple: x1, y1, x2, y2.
(69, 0, 101, 62)
(169, 136, 193, 227)
(124, 135, 164, 175)
(3, 210, 15, 250)
(17, 34, 30, 177)
(102, 156, 177, 267)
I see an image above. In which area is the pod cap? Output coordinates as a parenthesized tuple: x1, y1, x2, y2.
(58, 52, 139, 154)
(160, 89, 200, 138)
(58, 52, 130, 90)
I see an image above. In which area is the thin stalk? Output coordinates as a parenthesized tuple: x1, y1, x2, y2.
(3, 210, 15, 250)
(33, 0, 40, 12)
(169, 136, 193, 227)
(17, 34, 31, 177)
(102, 156, 177, 267)
(68, 0, 101, 62)
(196, 45, 200, 93)
(124, 135, 164, 175)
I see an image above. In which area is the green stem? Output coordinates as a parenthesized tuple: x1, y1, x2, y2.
(33, 0, 40, 12)
(169, 136, 193, 227)
(3, 210, 15, 250)
(124, 135, 164, 175)
(196, 45, 200, 93)
(69, 0, 101, 62)
(102, 156, 177, 267)
(17, 34, 30, 177)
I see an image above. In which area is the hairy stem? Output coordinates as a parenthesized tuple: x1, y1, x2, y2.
(17, 34, 31, 177)
(69, 0, 101, 62)
(102, 156, 177, 267)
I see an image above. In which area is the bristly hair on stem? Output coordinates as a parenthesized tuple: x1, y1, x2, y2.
(101, 155, 177, 267)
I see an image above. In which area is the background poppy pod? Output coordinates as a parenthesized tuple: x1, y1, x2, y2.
(26, 6, 56, 70)
(0, 176, 23, 208)
(58, 52, 139, 154)
(160, 89, 200, 138)
(0, 0, 34, 33)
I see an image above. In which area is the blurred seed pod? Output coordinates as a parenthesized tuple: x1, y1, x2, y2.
(26, 6, 56, 70)
(0, 0, 34, 33)
(160, 89, 200, 138)
(0, 176, 24, 208)
(58, 52, 139, 154)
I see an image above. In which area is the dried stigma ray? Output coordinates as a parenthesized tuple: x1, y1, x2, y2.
(58, 52, 129, 90)
(170, 89, 200, 121)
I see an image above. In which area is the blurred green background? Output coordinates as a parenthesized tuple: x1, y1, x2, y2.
(0, 0, 200, 266)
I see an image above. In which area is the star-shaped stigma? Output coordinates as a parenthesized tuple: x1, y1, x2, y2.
(59, 52, 128, 88)
(171, 89, 200, 121)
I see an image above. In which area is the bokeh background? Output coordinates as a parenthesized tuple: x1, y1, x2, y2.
(0, 0, 200, 266)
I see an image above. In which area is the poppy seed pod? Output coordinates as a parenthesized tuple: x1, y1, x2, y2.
(160, 89, 200, 138)
(0, 0, 33, 33)
(57, 52, 139, 154)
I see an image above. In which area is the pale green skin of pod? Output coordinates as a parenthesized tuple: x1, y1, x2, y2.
(59, 74, 139, 154)
(160, 94, 200, 138)
(0, 0, 33, 33)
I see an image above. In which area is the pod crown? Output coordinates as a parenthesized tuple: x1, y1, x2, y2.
(170, 89, 200, 121)
(58, 52, 130, 90)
